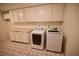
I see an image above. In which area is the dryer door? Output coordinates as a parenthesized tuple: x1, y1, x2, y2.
(32, 34, 41, 45)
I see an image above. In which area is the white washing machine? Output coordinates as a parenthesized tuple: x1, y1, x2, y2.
(31, 30, 45, 50)
(46, 29, 63, 52)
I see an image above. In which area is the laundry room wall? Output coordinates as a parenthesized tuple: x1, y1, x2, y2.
(63, 4, 79, 56)
(0, 14, 10, 40)
(14, 22, 63, 30)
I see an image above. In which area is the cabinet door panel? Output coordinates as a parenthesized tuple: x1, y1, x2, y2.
(9, 32, 15, 41)
(20, 32, 25, 42)
(31, 5, 52, 22)
(21, 32, 29, 43)
(14, 32, 20, 41)
(38, 5, 52, 21)
(9, 10, 18, 22)
(32, 6, 39, 21)
(9, 11, 14, 22)
(12, 10, 18, 22)
(51, 4, 64, 21)
(24, 8, 33, 22)
(18, 9, 24, 22)
(25, 33, 29, 43)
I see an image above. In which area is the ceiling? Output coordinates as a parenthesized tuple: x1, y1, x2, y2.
(0, 3, 46, 11)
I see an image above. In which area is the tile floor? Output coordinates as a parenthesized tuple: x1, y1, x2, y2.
(0, 39, 64, 56)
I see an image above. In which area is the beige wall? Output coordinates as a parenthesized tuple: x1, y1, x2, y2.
(63, 4, 79, 56)
(0, 14, 10, 40)
(14, 22, 63, 30)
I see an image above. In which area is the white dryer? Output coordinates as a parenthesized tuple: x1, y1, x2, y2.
(31, 30, 45, 50)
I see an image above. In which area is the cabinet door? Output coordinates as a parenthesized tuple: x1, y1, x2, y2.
(12, 10, 18, 22)
(20, 32, 29, 43)
(10, 32, 20, 41)
(9, 11, 14, 22)
(9, 10, 18, 22)
(14, 32, 20, 41)
(32, 6, 38, 22)
(9, 32, 15, 41)
(51, 4, 64, 21)
(38, 5, 52, 21)
(3, 13, 10, 20)
(24, 7, 33, 22)
(18, 9, 24, 22)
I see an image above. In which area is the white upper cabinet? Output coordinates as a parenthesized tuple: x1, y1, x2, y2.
(24, 4, 64, 22)
(9, 11, 14, 22)
(9, 10, 18, 22)
(23, 7, 33, 22)
(9, 4, 64, 22)
(13, 10, 18, 22)
(51, 4, 64, 21)
(3, 13, 10, 20)
(37, 4, 64, 21)
(32, 4, 52, 22)
(23, 4, 52, 22)
(18, 9, 24, 22)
